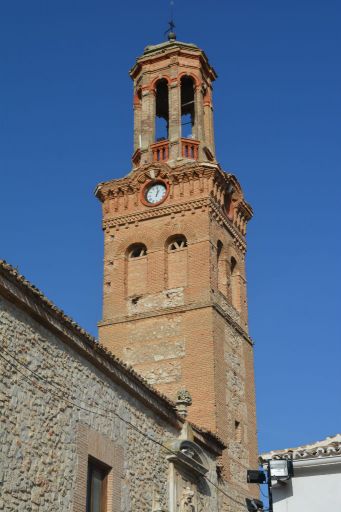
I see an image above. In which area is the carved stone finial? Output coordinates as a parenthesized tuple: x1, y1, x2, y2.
(176, 388, 192, 419)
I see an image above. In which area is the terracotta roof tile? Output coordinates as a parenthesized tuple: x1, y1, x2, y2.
(260, 434, 341, 461)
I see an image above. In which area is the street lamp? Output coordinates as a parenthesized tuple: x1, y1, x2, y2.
(269, 459, 294, 481)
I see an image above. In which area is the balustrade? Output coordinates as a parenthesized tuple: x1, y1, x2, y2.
(151, 140, 169, 162)
(181, 138, 199, 160)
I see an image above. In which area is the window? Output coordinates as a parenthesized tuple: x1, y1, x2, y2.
(128, 243, 147, 258)
(86, 457, 109, 512)
(230, 256, 240, 311)
(230, 256, 237, 275)
(168, 236, 187, 252)
(166, 235, 188, 288)
(217, 240, 226, 296)
(126, 243, 148, 296)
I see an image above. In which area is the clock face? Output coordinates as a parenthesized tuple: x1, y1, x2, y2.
(145, 182, 167, 205)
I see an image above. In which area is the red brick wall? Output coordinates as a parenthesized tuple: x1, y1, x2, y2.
(98, 161, 257, 500)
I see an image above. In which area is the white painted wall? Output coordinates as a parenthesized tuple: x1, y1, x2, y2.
(272, 457, 341, 512)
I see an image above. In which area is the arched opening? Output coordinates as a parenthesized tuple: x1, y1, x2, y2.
(126, 243, 148, 296)
(217, 240, 226, 296)
(181, 76, 195, 139)
(230, 256, 237, 275)
(155, 79, 169, 141)
(166, 235, 188, 288)
(128, 243, 147, 259)
(230, 256, 240, 311)
(168, 235, 187, 252)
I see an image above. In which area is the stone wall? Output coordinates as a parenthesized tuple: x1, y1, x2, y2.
(0, 286, 220, 512)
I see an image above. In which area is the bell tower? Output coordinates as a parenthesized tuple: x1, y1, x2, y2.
(130, 35, 216, 167)
(96, 36, 258, 500)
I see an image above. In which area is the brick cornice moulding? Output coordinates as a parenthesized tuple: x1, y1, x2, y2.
(102, 196, 247, 252)
(102, 197, 209, 228)
(96, 161, 245, 199)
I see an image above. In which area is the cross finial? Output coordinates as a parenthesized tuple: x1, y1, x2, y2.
(164, 1, 176, 41)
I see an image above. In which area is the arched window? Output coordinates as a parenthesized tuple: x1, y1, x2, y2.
(230, 256, 240, 311)
(155, 79, 169, 141)
(126, 243, 148, 296)
(180, 76, 195, 139)
(169, 236, 187, 252)
(128, 244, 147, 259)
(166, 235, 188, 288)
(217, 240, 226, 296)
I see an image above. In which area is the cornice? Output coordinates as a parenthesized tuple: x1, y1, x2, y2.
(102, 196, 247, 252)
(102, 197, 209, 228)
(130, 43, 217, 82)
(95, 162, 220, 198)
(97, 162, 251, 249)
(209, 201, 247, 252)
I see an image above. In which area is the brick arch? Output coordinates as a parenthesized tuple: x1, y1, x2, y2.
(114, 233, 155, 258)
(150, 75, 171, 91)
(126, 242, 147, 259)
(165, 233, 188, 251)
(159, 226, 193, 247)
(178, 71, 201, 88)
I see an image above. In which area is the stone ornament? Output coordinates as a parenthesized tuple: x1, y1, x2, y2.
(176, 388, 192, 419)
(179, 487, 195, 512)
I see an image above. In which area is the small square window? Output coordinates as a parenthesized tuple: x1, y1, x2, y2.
(86, 457, 110, 512)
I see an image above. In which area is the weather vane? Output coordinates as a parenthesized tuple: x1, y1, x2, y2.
(164, 0, 176, 41)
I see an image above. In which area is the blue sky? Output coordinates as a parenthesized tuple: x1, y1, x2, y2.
(1, 0, 340, 455)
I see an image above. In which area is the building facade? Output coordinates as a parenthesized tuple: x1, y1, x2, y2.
(96, 36, 258, 496)
(261, 434, 341, 512)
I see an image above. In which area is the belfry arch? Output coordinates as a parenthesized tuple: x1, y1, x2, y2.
(155, 78, 169, 142)
(180, 75, 195, 139)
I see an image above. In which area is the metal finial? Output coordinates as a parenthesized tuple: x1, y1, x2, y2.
(164, 1, 176, 41)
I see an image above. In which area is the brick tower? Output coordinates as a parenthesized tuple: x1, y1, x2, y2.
(96, 36, 258, 496)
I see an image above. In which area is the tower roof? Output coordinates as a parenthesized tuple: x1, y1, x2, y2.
(130, 39, 217, 81)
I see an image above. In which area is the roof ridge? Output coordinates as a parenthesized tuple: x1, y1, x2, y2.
(260, 433, 341, 461)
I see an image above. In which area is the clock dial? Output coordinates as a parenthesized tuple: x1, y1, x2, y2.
(145, 183, 167, 204)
